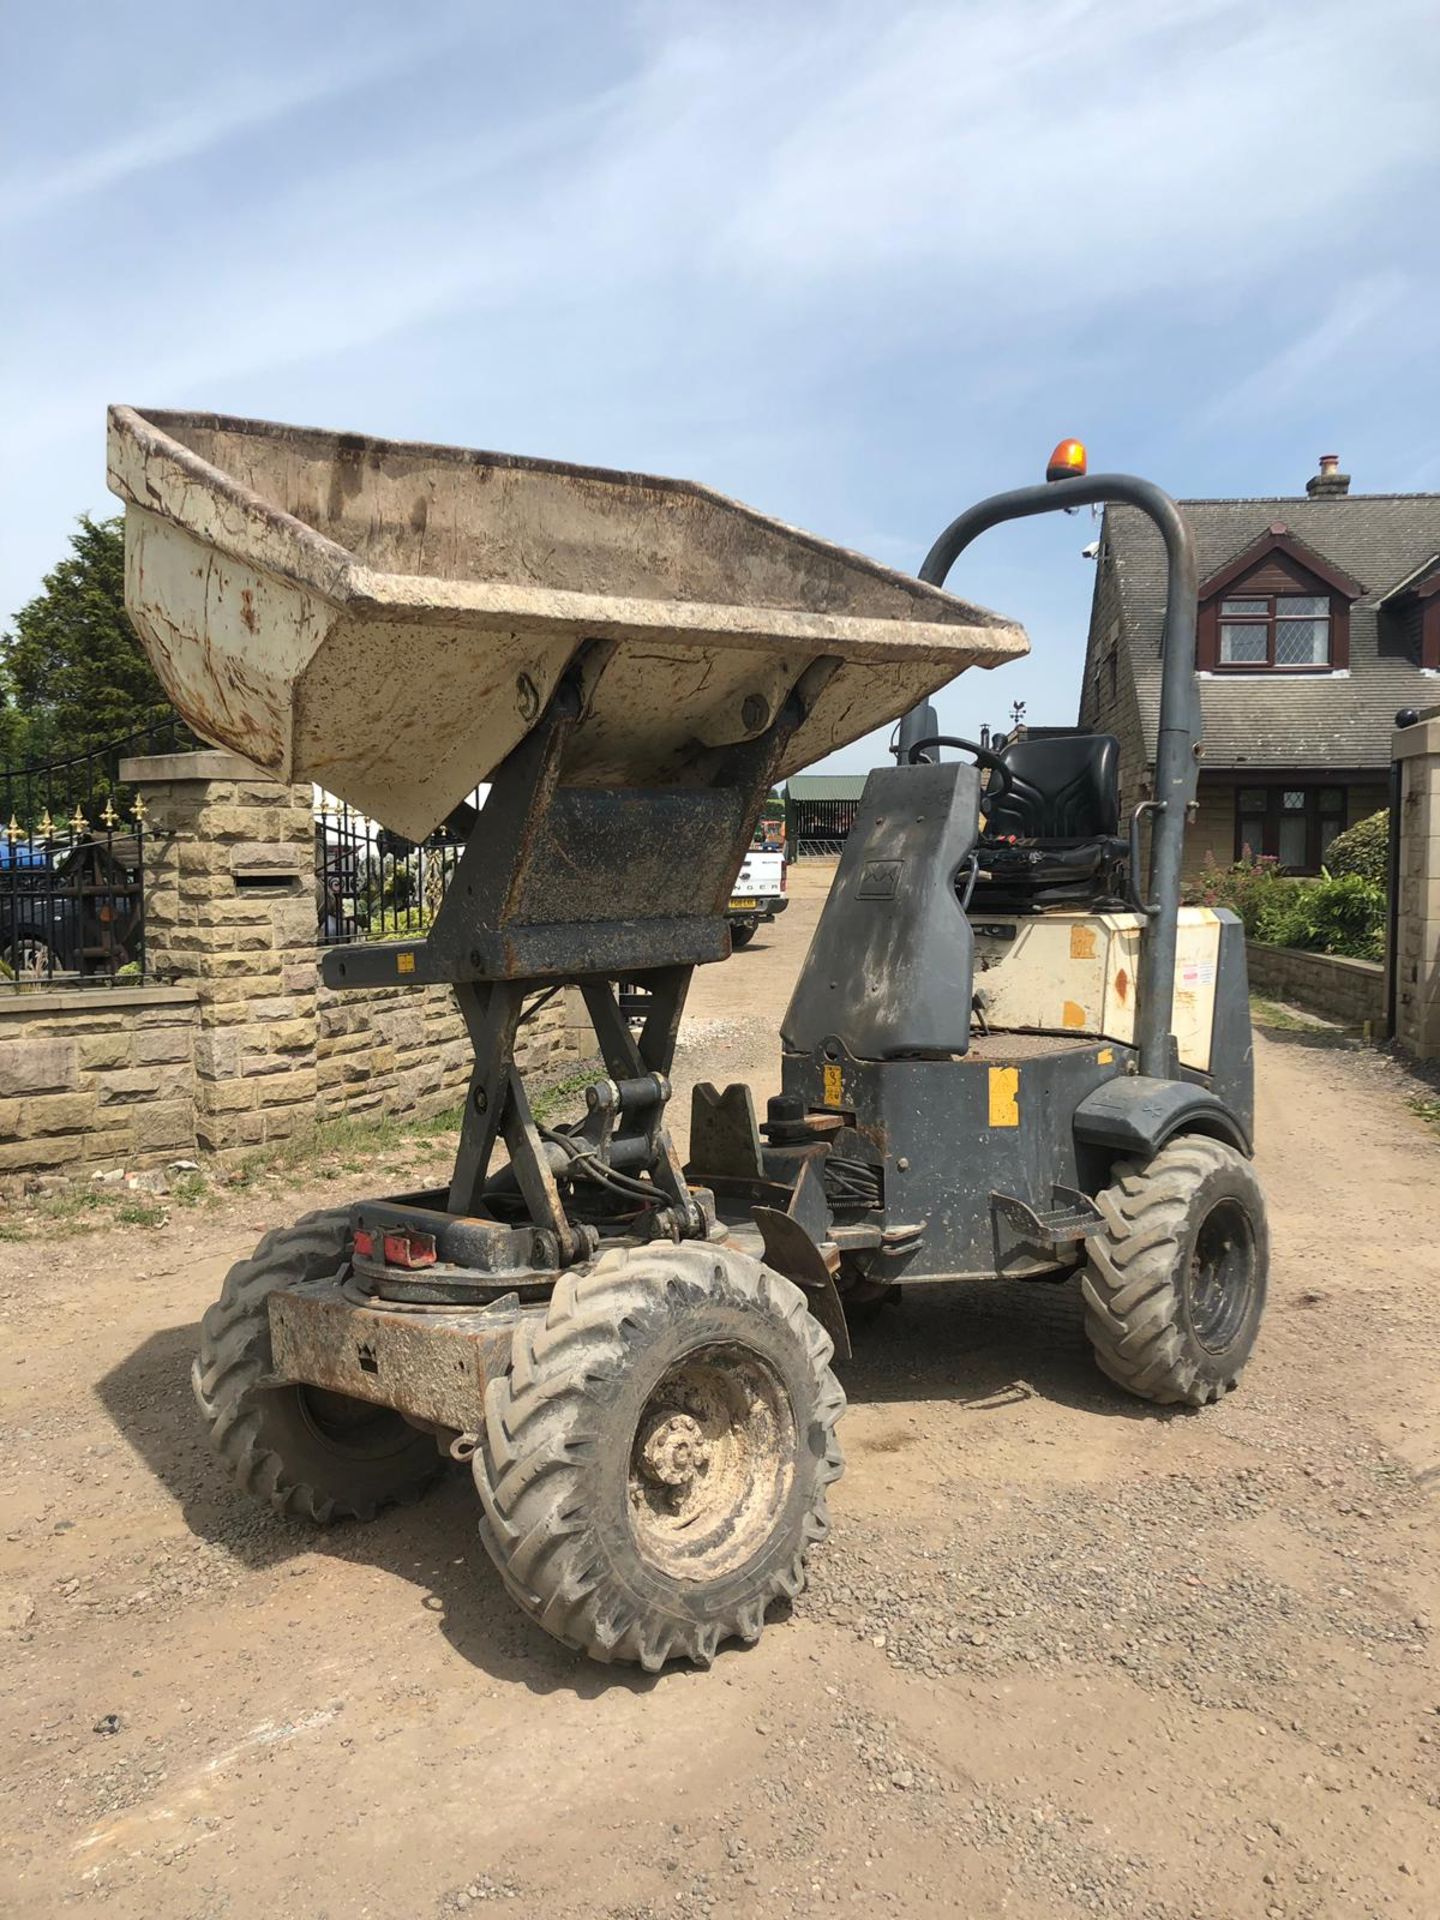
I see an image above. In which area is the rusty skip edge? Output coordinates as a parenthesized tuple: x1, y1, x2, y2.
(108, 404, 1024, 631)
(268, 1285, 521, 1435)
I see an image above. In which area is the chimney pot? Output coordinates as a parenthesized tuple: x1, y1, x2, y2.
(1306, 453, 1350, 499)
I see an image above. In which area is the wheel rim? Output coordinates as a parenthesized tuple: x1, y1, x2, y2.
(295, 1386, 417, 1461)
(627, 1344, 796, 1583)
(1185, 1198, 1258, 1353)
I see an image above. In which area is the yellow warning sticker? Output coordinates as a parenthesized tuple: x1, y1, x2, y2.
(396, 951, 416, 976)
(1096, 1047, 1114, 1065)
(822, 1063, 844, 1107)
(988, 1066, 1020, 1128)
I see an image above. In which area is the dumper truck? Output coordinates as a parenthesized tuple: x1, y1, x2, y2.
(107, 409, 1267, 1671)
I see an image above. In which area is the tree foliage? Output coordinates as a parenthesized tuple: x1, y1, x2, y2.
(1, 516, 173, 767)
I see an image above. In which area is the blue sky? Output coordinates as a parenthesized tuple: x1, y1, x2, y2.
(2, 0, 1437, 769)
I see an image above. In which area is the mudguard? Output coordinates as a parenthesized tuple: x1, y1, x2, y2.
(1073, 1075, 1251, 1160)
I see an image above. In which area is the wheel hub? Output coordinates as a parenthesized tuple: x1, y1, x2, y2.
(1187, 1197, 1257, 1352)
(626, 1345, 797, 1583)
(639, 1410, 712, 1489)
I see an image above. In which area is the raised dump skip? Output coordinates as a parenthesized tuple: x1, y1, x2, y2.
(107, 407, 1027, 839)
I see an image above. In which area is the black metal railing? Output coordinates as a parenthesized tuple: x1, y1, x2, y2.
(314, 791, 480, 945)
(0, 712, 191, 990)
(788, 796, 860, 858)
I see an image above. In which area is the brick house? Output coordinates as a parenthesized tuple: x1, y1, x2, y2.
(1077, 456, 1440, 877)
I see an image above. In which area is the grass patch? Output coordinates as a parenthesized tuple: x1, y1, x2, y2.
(115, 1200, 168, 1228)
(0, 1060, 605, 1244)
(0, 1182, 170, 1241)
(532, 1068, 603, 1125)
(1410, 1096, 1440, 1134)
(217, 1063, 598, 1191)
(170, 1171, 209, 1207)
(223, 1102, 466, 1190)
(1250, 996, 1321, 1032)
(1249, 995, 1360, 1049)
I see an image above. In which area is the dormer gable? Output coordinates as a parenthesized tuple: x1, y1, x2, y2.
(1196, 525, 1362, 672)
(1379, 553, 1440, 671)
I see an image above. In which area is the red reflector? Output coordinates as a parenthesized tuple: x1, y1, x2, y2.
(352, 1228, 375, 1258)
(382, 1230, 437, 1270)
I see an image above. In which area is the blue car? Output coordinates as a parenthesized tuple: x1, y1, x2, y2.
(1, 833, 141, 978)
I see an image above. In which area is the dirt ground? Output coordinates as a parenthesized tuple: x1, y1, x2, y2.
(2, 860, 1438, 1920)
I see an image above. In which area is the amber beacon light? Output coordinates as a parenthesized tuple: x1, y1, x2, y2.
(1045, 438, 1088, 482)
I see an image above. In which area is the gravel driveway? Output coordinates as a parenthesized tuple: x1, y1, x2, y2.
(2, 861, 1436, 1918)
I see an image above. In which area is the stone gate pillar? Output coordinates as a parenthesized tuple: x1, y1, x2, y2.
(119, 750, 318, 1154)
(1392, 710, 1440, 1063)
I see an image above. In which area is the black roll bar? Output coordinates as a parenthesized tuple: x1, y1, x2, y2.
(899, 472, 1201, 1079)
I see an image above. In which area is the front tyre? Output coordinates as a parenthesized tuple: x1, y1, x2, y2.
(473, 1245, 845, 1671)
(1081, 1135, 1268, 1407)
(192, 1210, 444, 1521)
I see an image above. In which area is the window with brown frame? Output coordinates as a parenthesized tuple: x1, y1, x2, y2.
(1218, 594, 1331, 669)
(1235, 785, 1346, 873)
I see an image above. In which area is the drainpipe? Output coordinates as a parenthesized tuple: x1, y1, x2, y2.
(1386, 708, 1421, 1040)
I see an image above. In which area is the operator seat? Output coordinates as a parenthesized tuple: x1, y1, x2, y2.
(968, 731, 1130, 914)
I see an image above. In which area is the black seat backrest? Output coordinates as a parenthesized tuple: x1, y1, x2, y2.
(984, 732, 1121, 841)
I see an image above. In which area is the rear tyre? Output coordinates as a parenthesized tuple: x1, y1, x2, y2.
(729, 922, 757, 949)
(192, 1210, 444, 1522)
(473, 1244, 845, 1671)
(1082, 1135, 1268, 1407)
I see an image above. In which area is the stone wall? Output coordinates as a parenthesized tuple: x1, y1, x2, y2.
(0, 751, 593, 1188)
(1246, 942, 1386, 1030)
(1393, 711, 1440, 1062)
(315, 981, 579, 1119)
(0, 987, 198, 1186)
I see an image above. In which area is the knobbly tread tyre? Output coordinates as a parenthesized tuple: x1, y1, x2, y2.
(192, 1209, 443, 1523)
(472, 1243, 846, 1672)
(1081, 1134, 1268, 1408)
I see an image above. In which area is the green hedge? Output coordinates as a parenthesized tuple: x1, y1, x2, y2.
(1322, 808, 1389, 887)
(1186, 854, 1385, 962)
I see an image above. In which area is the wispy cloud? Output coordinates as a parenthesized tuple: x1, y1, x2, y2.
(1198, 274, 1410, 427)
(10, 0, 1436, 452)
(0, 16, 475, 229)
(1, 0, 1437, 708)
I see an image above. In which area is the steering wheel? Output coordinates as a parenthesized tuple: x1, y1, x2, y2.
(905, 735, 1014, 807)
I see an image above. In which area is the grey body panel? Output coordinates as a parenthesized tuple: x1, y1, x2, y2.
(782, 761, 979, 1060)
(1193, 911, 1255, 1142)
(781, 1037, 1129, 1280)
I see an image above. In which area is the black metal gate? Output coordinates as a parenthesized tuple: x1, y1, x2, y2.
(1, 713, 189, 990)
(314, 792, 481, 946)
(788, 794, 861, 858)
